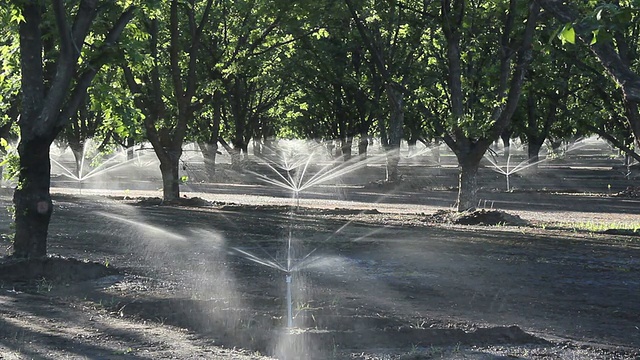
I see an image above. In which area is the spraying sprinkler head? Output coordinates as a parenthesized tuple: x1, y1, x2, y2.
(285, 272, 293, 328)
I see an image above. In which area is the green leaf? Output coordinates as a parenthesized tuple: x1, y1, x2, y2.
(10, 7, 25, 24)
(314, 28, 329, 40)
(559, 25, 575, 44)
(590, 29, 598, 45)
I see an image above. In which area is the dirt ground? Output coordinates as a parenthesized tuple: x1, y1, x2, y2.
(1, 146, 640, 359)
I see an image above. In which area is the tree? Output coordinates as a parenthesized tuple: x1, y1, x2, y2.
(122, 0, 214, 201)
(418, 0, 540, 211)
(11, 0, 134, 258)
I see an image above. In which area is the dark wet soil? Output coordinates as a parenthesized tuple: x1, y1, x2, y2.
(425, 209, 529, 226)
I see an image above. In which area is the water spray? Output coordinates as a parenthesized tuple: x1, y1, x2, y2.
(285, 272, 293, 328)
(232, 141, 392, 331)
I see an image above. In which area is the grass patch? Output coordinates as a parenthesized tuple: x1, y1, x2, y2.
(547, 221, 640, 236)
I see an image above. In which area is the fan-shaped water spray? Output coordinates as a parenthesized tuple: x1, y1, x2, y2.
(226, 140, 390, 335)
(484, 138, 592, 191)
(50, 140, 158, 191)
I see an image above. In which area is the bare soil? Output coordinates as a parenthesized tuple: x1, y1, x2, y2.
(1, 154, 640, 359)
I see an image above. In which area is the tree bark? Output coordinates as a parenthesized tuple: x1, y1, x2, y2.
(159, 154, 181, 201)
(385, 84, 404, 182)
(13, 138, 53, 258)
(456, 159, 480, 212)
(527, 140, 544, 165)
(14, 6, 51, 257)
(198, 141, 219, 180)
(501, 129, 512, 159)
(407, 139, 417, 157)
(67, 129, 85, 178)
(126, 138, 135, 161)
(345, 0, 405, 181)
(358, 133, 369, 159)
(341, 137, 353, 162)
(384, 148, 400, 182)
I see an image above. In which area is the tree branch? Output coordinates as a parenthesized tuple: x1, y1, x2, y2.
(536, 0, 640, 102)
(57, 6, 137, 134)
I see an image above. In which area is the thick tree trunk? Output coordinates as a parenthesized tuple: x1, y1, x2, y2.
(159, 154, 180, 202)
(12, 138, 53, 258)
(527, 139, 544, 170)
(263, 137, 274, 155)
(456, 158, 480, 212)
(12, 1, 135, 259)
(198, 141, 218, 180)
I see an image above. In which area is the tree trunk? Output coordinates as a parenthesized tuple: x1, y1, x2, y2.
(527, 138, 544, 170)
(341, 137, 353, 162)
(456, 158, 480, 212)
(12, 138, 53, 258)
(407, 138, 417, 157)
(253, 139, 262, 157)
(358, 133, 369, 159)
(12, 1, 135, 259)
(198, 141, 218, 180)
(432, 140, 441, 165)
(385, 147, 401, 182)
(159, 153, 180, 202)
(229, 148, 244, 169)
(126, 138, 135, 161)
(70, 142, 84, 178)
(385, 84, 404, 182)
(501, 131, 511, 159)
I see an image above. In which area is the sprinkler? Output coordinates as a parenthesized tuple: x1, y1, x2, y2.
(286, 272, 293, 328)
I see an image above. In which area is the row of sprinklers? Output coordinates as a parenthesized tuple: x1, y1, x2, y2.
(483, 137, 637, 191)
(0, 136, 633, 193)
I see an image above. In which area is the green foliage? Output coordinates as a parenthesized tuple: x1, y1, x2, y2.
(0, 137, 19, 182)
(553, 1, 640, 47)
(0, 0, 631, 171)
(558, 24, 576, 44)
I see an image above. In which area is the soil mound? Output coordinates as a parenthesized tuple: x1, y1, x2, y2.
(603, 228, 640, 236)
(0, 255, 118, 283)
(133, 196, 213, 207)
(426, 209, 528, 226)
